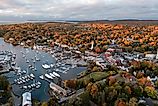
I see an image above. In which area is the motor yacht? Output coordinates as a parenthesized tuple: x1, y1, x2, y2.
(45, 73, 53, 80)
(53, 72, 60, 77)
(49, 73, 56, 78)
(42, 64, 50, 69)
(39, 75, 44, 80)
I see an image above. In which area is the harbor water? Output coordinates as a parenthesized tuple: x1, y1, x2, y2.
(0, 38, 86, 101)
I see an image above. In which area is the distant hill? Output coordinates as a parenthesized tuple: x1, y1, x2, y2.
(27, 19, 158, 25)
(66, 19, 158, 26)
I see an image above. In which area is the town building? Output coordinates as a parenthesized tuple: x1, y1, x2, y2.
(145, 54, 156, 60)
(50, 82, 67, 96)
(22, 92, 32, 106)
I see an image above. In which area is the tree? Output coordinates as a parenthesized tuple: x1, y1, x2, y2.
(41, 102, 48, 106)
(124, 86, 132, 95)
(144, 86, 158, 99)
(0, 76, 10, 90)
(64, 80, 77, 89)
(90, 83, 99, 96)
(115, 99, 127, 106)
(128, 97, 138, 106)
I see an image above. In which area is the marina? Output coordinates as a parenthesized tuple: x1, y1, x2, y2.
(0, 38, 86, 101)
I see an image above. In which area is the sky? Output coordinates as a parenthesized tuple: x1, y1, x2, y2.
(0, 0, 158, 21)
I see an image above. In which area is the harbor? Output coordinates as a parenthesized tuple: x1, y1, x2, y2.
(0, 38, 86, 103)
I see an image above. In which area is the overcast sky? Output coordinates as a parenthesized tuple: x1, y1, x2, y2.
(0, 0, 158, 21)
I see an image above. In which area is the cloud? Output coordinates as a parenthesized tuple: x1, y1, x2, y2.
(0, 0, 157, 21)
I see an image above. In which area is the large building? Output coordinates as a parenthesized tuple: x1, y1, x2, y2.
(22, 92, 32, 106)
(145, 54, 156, 60)
(50, 82, 67, 96)
(156, 49, 158, 59)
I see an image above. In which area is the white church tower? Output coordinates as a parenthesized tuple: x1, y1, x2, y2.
(156, 49, 158, 59)
(90, 41, 94, 50)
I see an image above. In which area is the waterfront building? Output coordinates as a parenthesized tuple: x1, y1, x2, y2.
(22, 92, 32, 106)
(49, 82, 67, 96)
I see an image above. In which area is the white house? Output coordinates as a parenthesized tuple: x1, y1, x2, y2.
(145, 54, 156, 60)
(22, 92, 32, 106)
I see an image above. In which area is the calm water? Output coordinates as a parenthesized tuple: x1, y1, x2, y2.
(0, 38, 85, 101)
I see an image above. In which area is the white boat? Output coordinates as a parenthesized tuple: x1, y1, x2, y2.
(18, 81, 22, 84)
(31, 84, 34, 87)
(15, 66, 21, 72)
(26, 75, 30, 78)
(35, 82, 41, 89)
(55, 69, 64, 73)
(24, 76, 27, 79)
(71, 64, 77, 69)
(30, 66, 34, 70)
(21, 77, 25, 80)
(17, 73, 21, 76)
(53, 72, 60, 77)
(34, 67, 37, 71)
(36, 85, 41, 89)
(49, 73, 56, 78)
(45, 73, 53, 79)
(33, 59, 36, 63)
(26, 78, 29, 82)
(42, 64, 50, 69)
(30, 73, 35, 78)
(23, 86, 27, 89)
(61, 67, 67, 70)
(50, 64, 54, 68)
(14, 79, 17, 82)
(61, 63, 66, 66)
(62, 70, 67, 74)
(28, 65, 32, 67)
(17, 81, 20, 84)
(26, 59, 29, 63)
(23, 70, 27, 74)
(37, 82, 41, 85)
(22, 80, 26, 83)
(39, 75, 44, 80)
(22, 54, 25, 58)
(13, 54, 16, 58)
(35, 56, 40, 61)
(28, 85, 32, 89)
